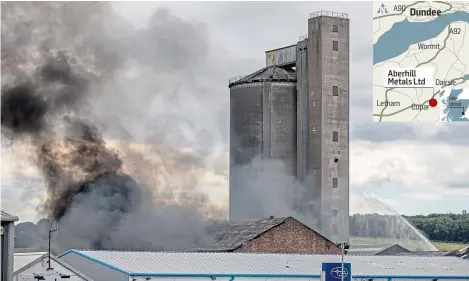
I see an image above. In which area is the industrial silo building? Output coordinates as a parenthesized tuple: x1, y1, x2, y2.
(228, 11, 350, 244)
(228, 66, 298, 220)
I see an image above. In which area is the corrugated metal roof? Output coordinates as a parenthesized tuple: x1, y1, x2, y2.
(14, 252, 94, 281)
(1, 210, 19, 222)
(60, 250, 469, 278)
(14, 252, 47, 271)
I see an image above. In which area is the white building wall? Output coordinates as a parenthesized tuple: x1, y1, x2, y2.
(2, 221, 16, 281)
(14, 257, 87, 281)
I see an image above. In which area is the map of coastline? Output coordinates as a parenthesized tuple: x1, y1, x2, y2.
(372, 1, 469, 122)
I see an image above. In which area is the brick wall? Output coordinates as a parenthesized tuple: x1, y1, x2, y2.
(234, 217, 341, 254)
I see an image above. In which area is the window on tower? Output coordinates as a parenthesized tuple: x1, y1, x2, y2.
(333, 86, 339, 96)
(333, 40, 339, 51)
(332, 25, 338, 32)
(333, 131, 338, 142)
(332, 177, 338, 188)
(332, 209, 339, 218)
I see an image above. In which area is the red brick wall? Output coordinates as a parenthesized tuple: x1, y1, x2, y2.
(234, 217, 341, 254)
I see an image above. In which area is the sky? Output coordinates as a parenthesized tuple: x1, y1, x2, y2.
(1, 1, 468, 223)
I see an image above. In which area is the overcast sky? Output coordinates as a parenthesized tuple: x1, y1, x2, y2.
(2, 1, 468, 222)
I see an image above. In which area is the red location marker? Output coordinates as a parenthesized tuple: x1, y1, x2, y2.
(429, 98, 438, 107)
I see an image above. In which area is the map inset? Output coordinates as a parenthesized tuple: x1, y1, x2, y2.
(373, 1, 469, 122)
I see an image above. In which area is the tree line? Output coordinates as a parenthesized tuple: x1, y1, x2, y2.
(350, 211, 469, 243)
(14, 211, 469, 249)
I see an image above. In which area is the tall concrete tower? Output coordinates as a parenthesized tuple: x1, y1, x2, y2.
(306, 11, 350, 243)
(228, 11, 350, 243)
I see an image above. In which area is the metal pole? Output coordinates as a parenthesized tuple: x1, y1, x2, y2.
(341, 243, 344, 281)
(48, 230, 52, 270)
(48, 229, 56, 270)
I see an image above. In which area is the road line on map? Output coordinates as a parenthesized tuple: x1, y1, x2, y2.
(376, 24, 452, 120)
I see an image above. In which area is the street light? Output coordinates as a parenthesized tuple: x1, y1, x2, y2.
(48, 228, 58, 270)
(336, 242, 350, 281)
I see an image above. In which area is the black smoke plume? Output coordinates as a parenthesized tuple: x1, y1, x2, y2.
(1, 2, 227, 252)
(2, 2, 307, 253)
(1, 53, 142, 249)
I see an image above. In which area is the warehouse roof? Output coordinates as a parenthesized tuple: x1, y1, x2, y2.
(374, 244, 411, 256)
(396, 251, 457, 257)
(58, 250, 469, 278)
(14, 252, 93, 280)
(14, 252, 47, 271)
(1, 210, 19, 222)
(396, 247, 469, 259)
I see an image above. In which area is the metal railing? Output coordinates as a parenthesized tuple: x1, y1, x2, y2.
(310, 10, 348, 19)
(229, 73, 296, 85)
(229, 76, 246, 84)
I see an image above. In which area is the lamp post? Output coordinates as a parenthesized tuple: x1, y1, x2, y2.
(336, 242, 350, 281)
(48, 228, 57, 270)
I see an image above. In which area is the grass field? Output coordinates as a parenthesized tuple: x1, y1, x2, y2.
(432, 241, 469, 251)
(351, 237, 468, 251)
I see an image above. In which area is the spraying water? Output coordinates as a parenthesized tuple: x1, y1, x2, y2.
(351, 194, 438, 251)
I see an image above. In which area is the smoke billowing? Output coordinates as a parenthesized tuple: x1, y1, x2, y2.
(1, 2, 229, 251)
(2, 2, 310, 252)
(1, 49, 144, 249)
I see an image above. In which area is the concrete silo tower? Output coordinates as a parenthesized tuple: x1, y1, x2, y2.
(304, 11, 350, 244)
(228, 11, 350, 244)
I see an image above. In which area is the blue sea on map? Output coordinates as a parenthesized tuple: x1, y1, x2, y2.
(441, 88, 469, 122)
(374, 11, 469, 64)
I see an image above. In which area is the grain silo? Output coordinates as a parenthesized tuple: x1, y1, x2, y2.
(228, 11, 350, 244)
(228, 65, 297, 220)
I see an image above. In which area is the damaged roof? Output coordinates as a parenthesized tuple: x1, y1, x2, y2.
(229, 65, 296, 87)
(205, 217, 288, 251)
(196, 216, 332, 252)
